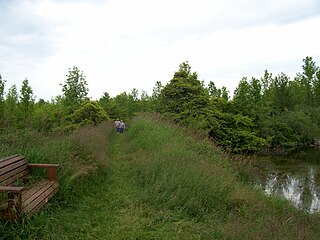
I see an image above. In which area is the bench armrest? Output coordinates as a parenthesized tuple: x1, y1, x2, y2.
(0, 186, 24, 193)
(28, 163, 59, 168)
(28, 163, 59, 181)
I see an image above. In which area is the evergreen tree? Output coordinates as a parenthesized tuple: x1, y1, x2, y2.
(159, 61, 209, 122)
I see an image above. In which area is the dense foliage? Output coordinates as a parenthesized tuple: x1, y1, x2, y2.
(1, 57, 319, 153)
(158, 62, 266, 153)
(230, 57, 320, 150)
(68, 100, 109, 126)
(157, 57, 320, 153)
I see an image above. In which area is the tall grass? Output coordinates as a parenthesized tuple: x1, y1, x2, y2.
(1, 115, 320, 239)
(0, 121, 113, 239)
(124, 114, 320, 239)
(127, 115, 235, 219)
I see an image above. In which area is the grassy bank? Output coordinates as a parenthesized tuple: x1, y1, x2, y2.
(124, 114, 320, 239)
(1, 115, 320, 239)
(0, 121, 113, 239)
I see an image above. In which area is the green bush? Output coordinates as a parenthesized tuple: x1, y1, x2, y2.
(258, 110, 319, 149)
(68, 100, 109, 126)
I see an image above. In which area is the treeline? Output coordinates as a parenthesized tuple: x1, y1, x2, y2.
(1, 57, 319, 153)
(158, 57, 320, 153)
(0, 66, 162, 133)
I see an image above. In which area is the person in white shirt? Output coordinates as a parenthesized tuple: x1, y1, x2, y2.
(119, 120, 125, 133)
(114, 119, 120, 133)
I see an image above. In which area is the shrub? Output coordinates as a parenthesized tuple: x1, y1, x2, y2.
(68, 101, 109, 126)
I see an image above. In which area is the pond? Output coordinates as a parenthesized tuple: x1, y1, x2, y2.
(251, 148, 320, 213)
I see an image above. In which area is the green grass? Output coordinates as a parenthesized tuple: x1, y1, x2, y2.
(1, 115, 320, 239)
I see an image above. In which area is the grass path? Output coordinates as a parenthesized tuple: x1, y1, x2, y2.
(43, 131, 175, 239)
(3, 125, 203, 239)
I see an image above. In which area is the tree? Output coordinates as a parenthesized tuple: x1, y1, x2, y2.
(32, 100, 63, 131)
(292, 57, 318, 108)
(302, 56, 317, 107)
(151, 81, 163, 111)
(159, 61, 209, 122)
(139, 90, 152, 112)
(207, 111, 267, 153)
(273, 73, 292, 112)
(4, 85, 19, 129)
(19, 78, 34, 127)
(152, 81, 163, 99)
(0, 74, 5, 122)
(207, 81, 221, 99)
(265, 110, 319, 149)
(61, 66, 89, 112)
(221, 86, 229, 101)
(206, 81, 229, 102)
(232, 77, 252, 116)
(130, 88, 139, 102)
(261, 70, 273, 94)
(314, 70, 320, 107)
(107, 92, 135, 120)
(99, 91, 111, 113)
(129, 88, 139, 113)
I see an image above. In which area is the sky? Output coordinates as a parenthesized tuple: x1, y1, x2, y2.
(1, 0, 320, 101)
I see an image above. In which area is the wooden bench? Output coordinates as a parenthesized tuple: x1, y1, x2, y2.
(0, 155, 59, 220)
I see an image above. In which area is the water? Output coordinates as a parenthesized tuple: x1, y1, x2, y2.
(251, 148, 320, 213)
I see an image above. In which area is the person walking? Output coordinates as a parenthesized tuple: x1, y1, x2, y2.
(114, 119, 120, 133)
(119, 120, 125, 133)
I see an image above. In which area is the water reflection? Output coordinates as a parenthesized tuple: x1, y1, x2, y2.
(308, 167, 320, 213)
(256, 159, 320, 213)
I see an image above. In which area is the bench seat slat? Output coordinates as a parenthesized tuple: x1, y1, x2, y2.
(0, 170, 28, 186)
(0, 159, 28, 176)
(22, 181, 59, 214)
(0, 167, 28, 186)
(29, 184, 59, 214)
(0, 155, 23, 168)
(22, 180, 53, 204)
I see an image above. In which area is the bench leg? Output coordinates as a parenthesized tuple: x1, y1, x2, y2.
(47, 167, 58, 181)
(7, 193, 22, 221)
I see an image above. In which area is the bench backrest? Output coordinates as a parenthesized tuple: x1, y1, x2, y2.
(0, 155, 29, 186)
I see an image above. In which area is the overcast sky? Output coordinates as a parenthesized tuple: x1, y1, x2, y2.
(1, 0, 320, 101)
